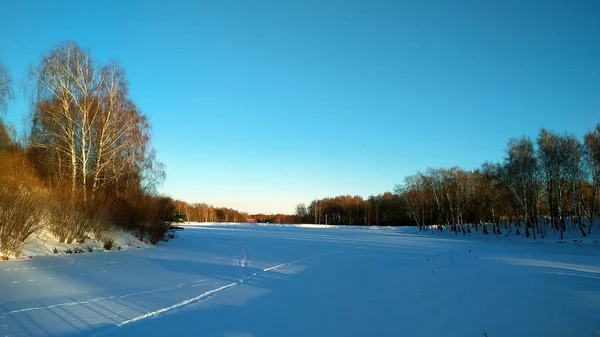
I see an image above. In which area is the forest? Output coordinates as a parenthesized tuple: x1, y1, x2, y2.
(395, 128, 600, 239)
(288, 127, 600, 241)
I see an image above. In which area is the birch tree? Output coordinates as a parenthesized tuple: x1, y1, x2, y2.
(395, 174, 427, 230)
(537, 129, 564, 234)
(90, 63, 149, 197)
(30, 43, 94, 195)
(562, 134, 586, 236)
(423, 168, 447, 229)
(0, 62, 15, 150)
(0, 62, 14, 115)
(583, 125, 600, 235)
(503, 137, 541, 239)
(30, 43, 158, 202)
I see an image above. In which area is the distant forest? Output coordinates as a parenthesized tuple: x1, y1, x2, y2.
(302, 126, 600, 239)
(394, 128, 600, 240)
(172, 125, 600, 240)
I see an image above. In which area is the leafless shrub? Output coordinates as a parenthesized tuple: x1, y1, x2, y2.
(48, 200, 95, 244)
(110, 193, 174, 245)
(103, 238, 114, 250)
(0, 188, 45, 256)
(146, 220, 171, 245)
(0, 152, 46, 257)
(46, 186, 112, 244)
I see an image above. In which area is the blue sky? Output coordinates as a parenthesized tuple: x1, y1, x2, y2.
(1, 0, 599, 214)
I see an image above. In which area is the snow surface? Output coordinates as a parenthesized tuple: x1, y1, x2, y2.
(9, 228, 150, 260)
(1, 224, 599, 337)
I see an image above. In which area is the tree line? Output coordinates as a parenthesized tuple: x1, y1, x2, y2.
(168, 194, 411, 226)
(0, 42, 175, 258)
(395, 129, 600, 239)
(295, 193, 410, 226)
(292, 127, 600, 239)
(170, 199, 298, 224)
(164, 124, 600, 240)
(172, 200, 249, 223)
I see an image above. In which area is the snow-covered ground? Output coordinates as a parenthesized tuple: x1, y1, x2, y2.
(5, 228, 150, 261)
(1, 224, 599, 337)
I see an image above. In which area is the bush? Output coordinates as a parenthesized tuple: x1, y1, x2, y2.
(84, 191, 115, 239)
(0, 188, 46, 256)
(0, 151, 46, 257)
(147, 221, 171, 245)
(110, 193, 174, 245)
(48, 201, 94, 244)
(46, 187, 111, 244)
(103, 238, 114, 250)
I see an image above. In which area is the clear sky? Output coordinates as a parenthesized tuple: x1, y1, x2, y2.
(1, 0, 599, 214)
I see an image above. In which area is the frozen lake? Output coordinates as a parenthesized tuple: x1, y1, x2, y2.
(1, 224, 599, 337)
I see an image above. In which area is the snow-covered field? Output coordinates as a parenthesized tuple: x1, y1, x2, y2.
(1, 224, 599, 337)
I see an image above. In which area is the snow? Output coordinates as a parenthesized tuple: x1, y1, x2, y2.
(1, 224, 599, 337)
(7, 228, 150, 260)
(185, 222, 339, 229)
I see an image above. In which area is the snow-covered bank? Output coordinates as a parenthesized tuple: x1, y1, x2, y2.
(2, 228, 150, 261)
(1, 224, 599, 336)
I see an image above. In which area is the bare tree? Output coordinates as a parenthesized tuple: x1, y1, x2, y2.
(479, 162, 507, 234)
(295, 203, 308, 223)
(0, 62, 15, 151)
(0, 62, 14, 115)
(423, 168, 447, 230)
(395, 174, 427, 230)
(562, 134, 586, 236)
(503, 137, 541, 239)
(537, 129, 564, 236)
(30, 43, 160, 201)
(583, 125, 600, 235)
(29, 43, 94, 194)
(91, 64, 154, 197)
